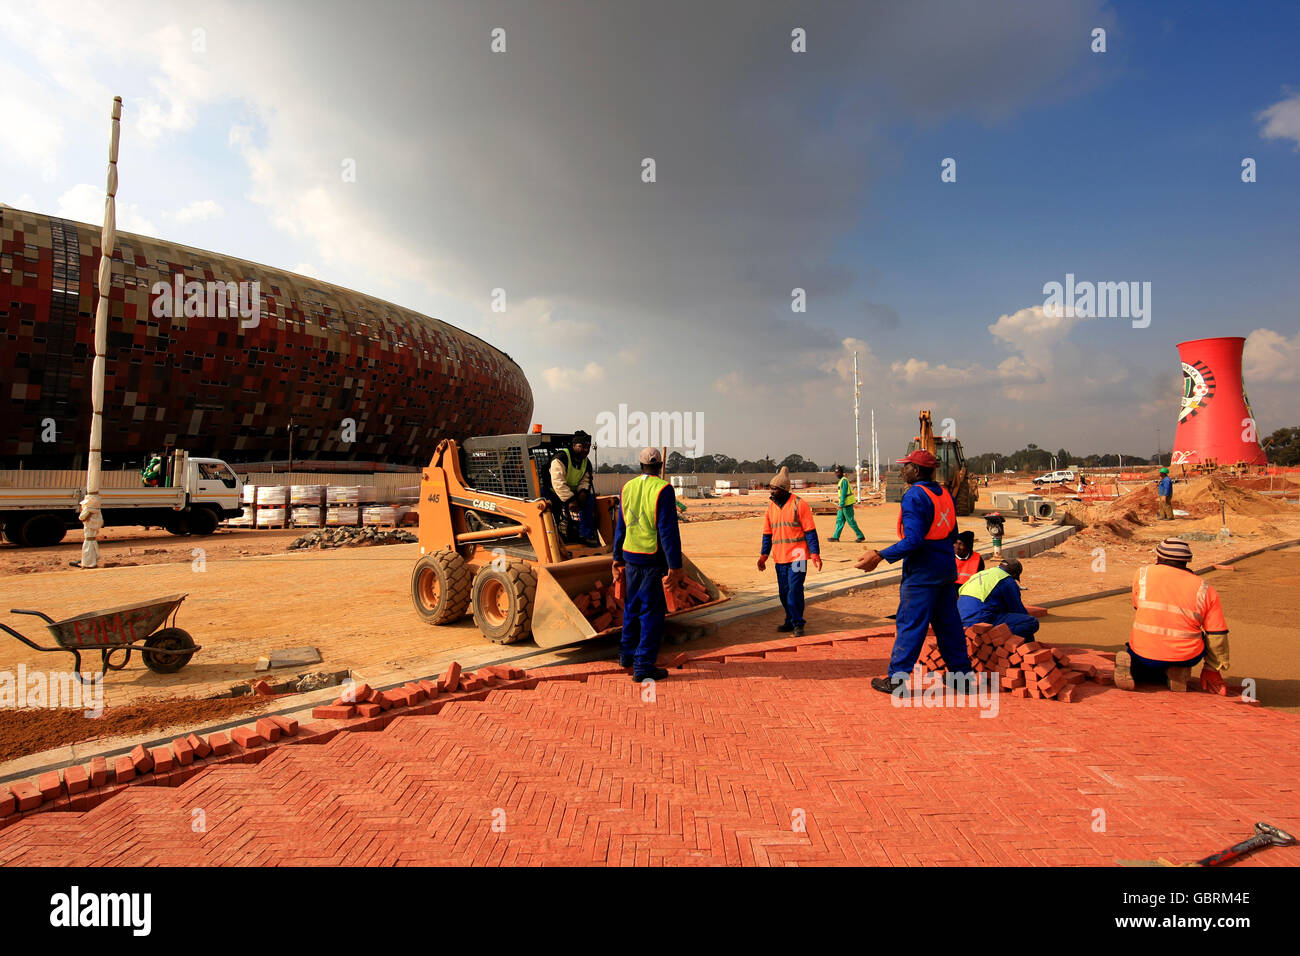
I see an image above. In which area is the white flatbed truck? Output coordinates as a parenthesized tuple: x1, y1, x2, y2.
(0, 451, 244, 547)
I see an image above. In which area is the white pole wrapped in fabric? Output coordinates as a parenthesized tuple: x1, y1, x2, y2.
(79, 95, 122, 569)
(853, 351, 861, 504)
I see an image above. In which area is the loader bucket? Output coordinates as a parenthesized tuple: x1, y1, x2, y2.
(531, 554, 726, 650)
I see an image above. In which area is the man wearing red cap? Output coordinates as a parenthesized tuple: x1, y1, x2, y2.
(855, 450, 973, 694)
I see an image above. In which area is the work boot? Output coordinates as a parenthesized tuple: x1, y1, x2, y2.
(855, 537, 865, 543)
(871, 674, 905, 695)
(777, 622, 794, 632)
(619, 655, 634, 669)
(828, 538, 840, 542)
(1113, 650, 1135, 691)
(1167, 666, 1192, 693)
(792, 625, 805, 637)
(632, 667, 669, 681)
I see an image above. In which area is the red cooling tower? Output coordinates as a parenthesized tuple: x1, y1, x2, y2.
(1171, 336, 1268, 467)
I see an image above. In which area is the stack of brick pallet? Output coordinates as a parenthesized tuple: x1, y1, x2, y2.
(254, 485, 288, 527)
(362, 505, 408, 527)
(574, 575, 712, 631)
(325, 485, 361, 527)
(225, 484, 255, 527)
(914, 622, 1105, 702)
(290, 485, 325, 527)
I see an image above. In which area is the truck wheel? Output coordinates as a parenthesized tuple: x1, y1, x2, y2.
(164, 514, 190, 536)
(471, 561, 536, 644)
(411, 550, 472, 624)
(186, 508, 218, 536)
(19, 514, 67, 548)
(2, 523, 22, 545)
(143, 628, 196, 673)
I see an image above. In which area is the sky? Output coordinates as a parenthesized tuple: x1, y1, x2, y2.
(2, 0, 1297, 467)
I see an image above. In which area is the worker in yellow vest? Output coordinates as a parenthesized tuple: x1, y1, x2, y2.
(828, 465, 865, 542)
(757, 466, 821, 636)
(550, 430, 598, 546)
(612, 447, 683, 682)
(1115, 538, 1230, 694)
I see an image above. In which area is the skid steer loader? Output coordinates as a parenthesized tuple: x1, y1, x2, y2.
(410, 431, 726, 649)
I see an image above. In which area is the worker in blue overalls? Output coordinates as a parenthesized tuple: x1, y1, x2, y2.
(855, 449, 973, 694)
(612, 447, 683, 682)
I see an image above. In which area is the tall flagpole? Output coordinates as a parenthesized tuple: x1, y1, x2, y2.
(853, 351, 861, 504)
(871, 408, 879, 492)
(79, 95, 122, 569)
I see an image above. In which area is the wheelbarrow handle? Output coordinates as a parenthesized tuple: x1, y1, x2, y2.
(10, 608, 56, 624)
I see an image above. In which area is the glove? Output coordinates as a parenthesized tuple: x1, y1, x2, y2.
(611, 561, 625, 580)
(811, 554, 822, 571)
(757, 555, 768, 572)
(1204, 632, 1230, 673)
(1200, 667, 1227, 695)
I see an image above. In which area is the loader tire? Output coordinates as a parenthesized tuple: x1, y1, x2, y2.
(954, 480, 975, 517)
(411, 550, 472, 624)
(471, 561, 536, 644)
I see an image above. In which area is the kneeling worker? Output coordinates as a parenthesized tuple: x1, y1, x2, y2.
(612, 447, 684, 682)
(957, 557, 1038, 638)
(1116, 538, 1230, 693)
(551, 430, 598, 546)
(954, 530, 984, 584)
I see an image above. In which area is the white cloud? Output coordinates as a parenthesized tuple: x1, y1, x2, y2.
(543, 362, 606, 392)
(1257, 91, 1300, 149)
(166, 199, 224, 223)
(1244, 328, 1300, 383)
(56, 183, 156, 234)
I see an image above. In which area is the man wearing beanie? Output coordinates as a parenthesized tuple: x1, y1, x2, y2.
(1116, 537, 1231, 694)
(757, 466, 822, 637)
(612, 447, 684, 681)
(855, 450, 973, 694)
(550, 429, 599, 546)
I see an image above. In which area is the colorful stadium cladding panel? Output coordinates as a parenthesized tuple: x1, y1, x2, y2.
(0, 206, 533, 468)
(1172, 336, 1267, 467)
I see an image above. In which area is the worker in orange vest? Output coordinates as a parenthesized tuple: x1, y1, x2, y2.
(757, 466, 821, 637)
(1115, 538, 1230, 694)
(954, 530, 984, 585)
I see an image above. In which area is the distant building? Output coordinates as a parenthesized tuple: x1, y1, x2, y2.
(0, 205, 532, 468)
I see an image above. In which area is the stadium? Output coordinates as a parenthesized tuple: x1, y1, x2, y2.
(0, 204, 533, 469)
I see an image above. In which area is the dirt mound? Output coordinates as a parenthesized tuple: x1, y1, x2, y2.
(1059, 485, 1157, 541)
(0, 694, 269, 764)
(1185, 514, 1285, 539)
(1180, 477, 1294, 517)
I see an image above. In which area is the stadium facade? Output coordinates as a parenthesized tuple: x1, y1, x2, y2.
(0, 205, 533, 469)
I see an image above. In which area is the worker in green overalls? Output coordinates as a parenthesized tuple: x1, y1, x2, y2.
(140, 453, 163, 487)
(829, 465, 865, 542)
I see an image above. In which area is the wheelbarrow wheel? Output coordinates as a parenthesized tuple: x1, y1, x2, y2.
(143, 627, 196, 674)
(471, 561, 536, 644)
(411, 550, 472, 624)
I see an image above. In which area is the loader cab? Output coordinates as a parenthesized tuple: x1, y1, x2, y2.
(460, 433, 577, 502)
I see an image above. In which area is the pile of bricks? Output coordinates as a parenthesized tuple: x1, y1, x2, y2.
(574, 575, 712, 630)
(915, 622, 1110, 703)
(310, 663, 528, 721)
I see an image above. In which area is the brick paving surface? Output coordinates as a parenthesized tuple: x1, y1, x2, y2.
(2, 632, 1298, 866)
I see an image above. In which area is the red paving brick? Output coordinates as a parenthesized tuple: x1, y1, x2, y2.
(1, 632, 1299, 866)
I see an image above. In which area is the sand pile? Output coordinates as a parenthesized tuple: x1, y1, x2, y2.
(1059, 485, 1157, 540)
(1180, 477, 1294, 517)
(1185, 514, 1285, 539)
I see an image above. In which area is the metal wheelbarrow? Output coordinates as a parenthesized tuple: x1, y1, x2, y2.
(0, 593, 199, 683)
